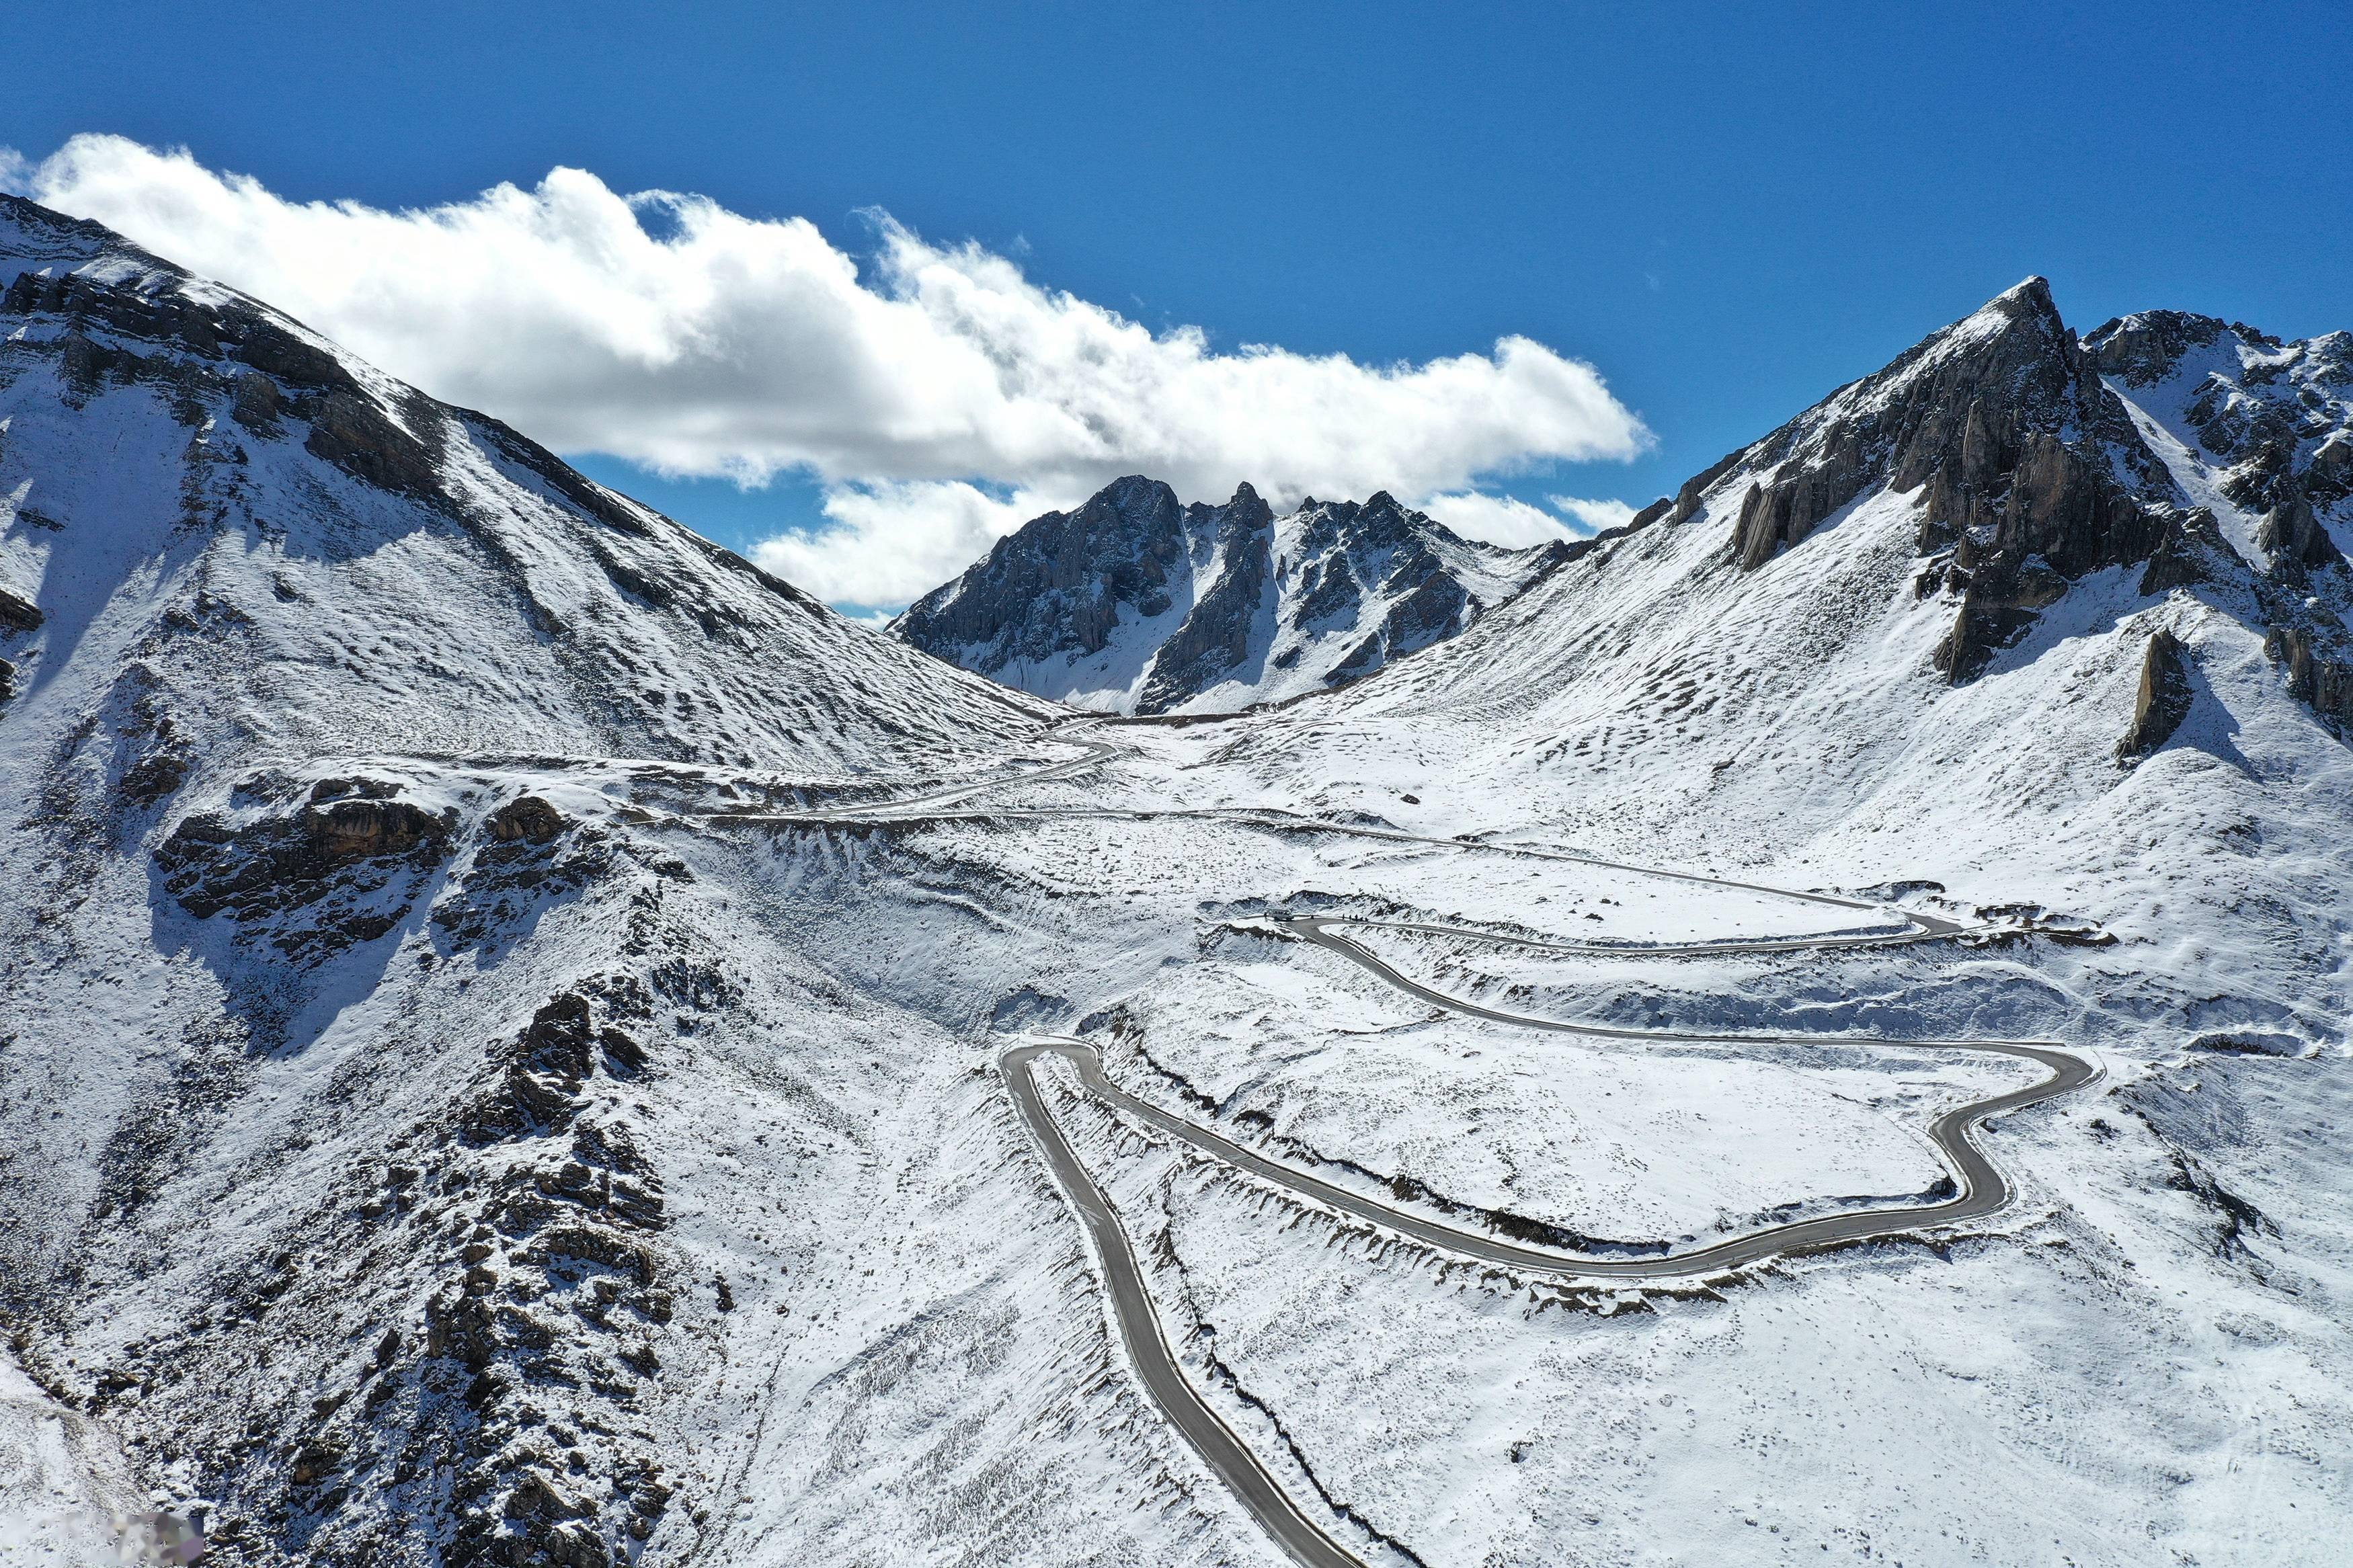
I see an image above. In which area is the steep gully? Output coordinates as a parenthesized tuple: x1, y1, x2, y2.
(715, 724, 2101, 1568)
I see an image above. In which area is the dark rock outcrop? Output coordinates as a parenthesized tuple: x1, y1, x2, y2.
(307, 793, 448, 866)
(2085, 313, 2353, 571)
(155, 780, 458, 962)
(2083, 308, 2237, 385)
(4, 256, 450, 503)
(2265, 625, 2353, 731)
(896, 477, 1560, 712)
(486, 795, 568, 845)
(2256, 483, 2344, 575)
(119, 751, 189, 807)
(1663, 449, 1748, 527)
(0, 585, 42, 635)
(229, 368, 282, 431)
(2138, 509, 2228, 595)
(304, 387, 444, 498)
(2079, 311, 2353, 725)
(2119, 629, 2194, 761)
(1135, 489, 1274, 710)
(1713, 278, 2184, 682)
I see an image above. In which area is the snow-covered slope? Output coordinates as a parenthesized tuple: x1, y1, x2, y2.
(1087, 277, 2353, 1563)
(891, 477, 1564, 713)
(0, 194, 1072, 1568)
(7, 202, 2350, 1568)
(1220, 276, 2353, 907)
(0, 198, 1054, 773)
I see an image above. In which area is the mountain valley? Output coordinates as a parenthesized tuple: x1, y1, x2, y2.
(3, 192, 2349, 1568)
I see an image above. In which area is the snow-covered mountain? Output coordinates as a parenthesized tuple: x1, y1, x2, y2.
(0, 193, 1063, 1568)
(1129, 277, 2353, 1563)
(0, 198, 1051, 773)
(1209, 279, 2353, 964)
(7, 190, 2351, 1568)
(1251, 276, 2353, 780)
(890, 477, 1567, 713)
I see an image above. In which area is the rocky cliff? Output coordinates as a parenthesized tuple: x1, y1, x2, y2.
(1622, 277, 2353, 723)
(891, 478, 1567, 714)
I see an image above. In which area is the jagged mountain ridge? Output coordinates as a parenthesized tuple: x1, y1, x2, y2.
(0, 193, 1054, 774)
(1682, 278, 2353, 696)
(0, 193, 1068, 1568)
(1220, 273, 2353, 953)
(890, 475, 1568, 714)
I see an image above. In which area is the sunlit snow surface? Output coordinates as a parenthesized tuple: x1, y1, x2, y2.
(2, 196, 2350, 1568)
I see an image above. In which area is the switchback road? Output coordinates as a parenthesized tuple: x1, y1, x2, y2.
(715, 723, 2100, 1568)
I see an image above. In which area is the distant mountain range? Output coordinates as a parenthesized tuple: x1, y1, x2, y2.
(890, 477, 1572, 713)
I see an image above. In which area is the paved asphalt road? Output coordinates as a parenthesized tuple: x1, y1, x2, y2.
(713, 723, 2099, 1568)
(1000, 908, 2096, 1568)
(1001, 1040, 1371, 1568)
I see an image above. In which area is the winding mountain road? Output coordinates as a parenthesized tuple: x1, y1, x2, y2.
(717, 723, 2101, 1568)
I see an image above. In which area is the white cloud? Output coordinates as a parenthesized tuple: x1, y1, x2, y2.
(752, 481, 1055, 608)
(1418, 492, 1576, 548)
(1547, 495, 1640, 534)
(1419, 492, 1642, 548)
(16, 134, 1650, 602)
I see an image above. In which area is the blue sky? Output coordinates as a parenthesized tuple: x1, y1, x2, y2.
(8, 2, 2350, 610)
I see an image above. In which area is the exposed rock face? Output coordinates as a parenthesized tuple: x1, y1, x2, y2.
(1, 265, 350, 393)
(1135, 489, 1274, 712)
(895, 478, 1565, 714)
(155, 779, 458, 967)
(485, 795, 567, 845)
(1698, 277, 2353, 715)
(2258, 487, 2343, 573)
(2119, 629, 2195, 761)
(0, 585, 42, 635)
(308, 785, 449, 864)
(914, 475, 1195, 655)
(0, 261, 461, 507)
(1718, 278, 2182, 682)
(303, 387, 444, 499)
(2083, 310, 2353, 729)
(2086, 311, 2353, 569)
(2264, 625, 2353, 729)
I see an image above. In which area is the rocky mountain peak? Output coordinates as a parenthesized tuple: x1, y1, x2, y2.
(893, 477, 1565, 714)
(1698, 276, 2188, 678)
(2081, 308, 2237, 384)
(1985, 272, 2061, 323)
(1587, 273, 2353, 733)
(1070, 474, 1185, 541)
(1222, 479, 1274, 532)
